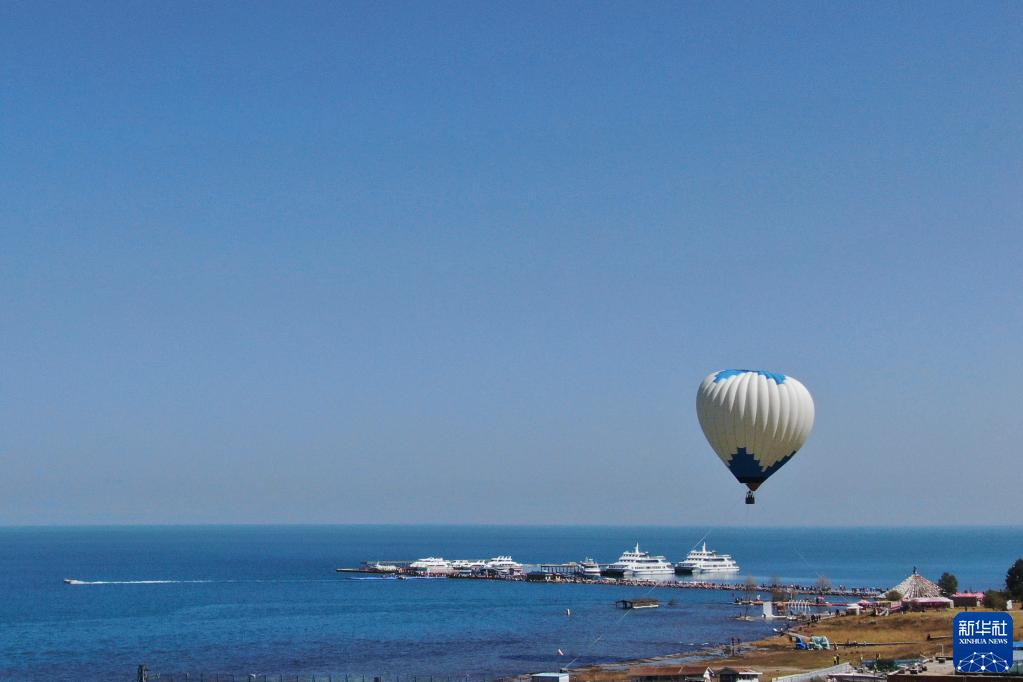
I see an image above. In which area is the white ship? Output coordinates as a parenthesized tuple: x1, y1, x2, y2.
(603, 544, 675, 580)
(449, 559, 488, 576)
(484, 556, 523, 575)
(576, 558, 602, 579)
(674, 542, 741, 574)
(409, 557, 454, 575)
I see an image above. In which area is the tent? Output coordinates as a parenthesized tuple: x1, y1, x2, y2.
(887, 569, 942, 600)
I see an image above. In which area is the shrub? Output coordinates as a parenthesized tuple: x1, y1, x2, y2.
(983, 590, 1007, 609)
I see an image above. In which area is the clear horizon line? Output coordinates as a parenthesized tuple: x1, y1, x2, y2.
(1, 521, 1020, 529)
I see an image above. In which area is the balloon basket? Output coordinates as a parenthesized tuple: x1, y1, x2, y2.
(745, 491, 755, 505)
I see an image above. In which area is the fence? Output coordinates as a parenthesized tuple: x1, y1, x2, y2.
(771, 662, 853, 682)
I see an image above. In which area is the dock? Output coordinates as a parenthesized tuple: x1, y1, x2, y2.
(336, 560, 413, 574)
(617, 598, 660, 609)
(333, 561, 885, 598)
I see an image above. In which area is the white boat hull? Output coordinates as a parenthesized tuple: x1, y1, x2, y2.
(624, 568, 676, 580)
(676, 567, 741, 575)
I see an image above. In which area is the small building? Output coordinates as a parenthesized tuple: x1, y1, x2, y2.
(903, 597, 952, 611)
(630, 666, 713, 682)
(889, 675, 1023, 682)
(540, 563, 580, 577)
(717, 667, 762, 682)
(951, 591, 984, 607)
(532, 673, 569, 682)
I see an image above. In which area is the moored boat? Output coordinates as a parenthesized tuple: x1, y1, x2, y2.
(484, 556, 523, 575)
(674, 542, 740, 575)
(409, 557, 454, 575)
(603, 544, 674, 580)
(576, 558, 602, 579)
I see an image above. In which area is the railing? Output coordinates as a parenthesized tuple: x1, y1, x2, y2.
(771, 662, 853, 682)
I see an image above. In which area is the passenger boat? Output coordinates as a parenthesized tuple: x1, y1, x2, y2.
(674, 542, 740, 574)
(603, 544, 674, 580)
(484, 556, 523, 575)
(409, 557, 454, 575)
(576, 558, 602, 579)
(450, 559, 486, 572)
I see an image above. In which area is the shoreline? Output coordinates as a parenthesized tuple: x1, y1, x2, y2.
(555, 607, 1023, 682)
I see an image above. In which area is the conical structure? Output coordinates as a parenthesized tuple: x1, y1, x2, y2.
(888, 569, 942, 599)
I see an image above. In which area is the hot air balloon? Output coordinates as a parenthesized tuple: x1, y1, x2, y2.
(696, 369, 814, 504)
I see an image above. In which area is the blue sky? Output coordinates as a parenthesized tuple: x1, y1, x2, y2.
(2, 1, 1021, 525)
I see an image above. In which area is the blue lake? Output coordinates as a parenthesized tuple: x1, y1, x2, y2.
(2, 525, 1019, 680)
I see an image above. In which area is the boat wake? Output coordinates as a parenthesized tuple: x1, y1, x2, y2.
(64, 579, 214, 585)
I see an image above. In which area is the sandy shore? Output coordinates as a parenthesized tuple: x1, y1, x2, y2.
(563, 608, 1023, 682)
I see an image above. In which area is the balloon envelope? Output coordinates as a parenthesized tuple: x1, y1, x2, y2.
(696, 369, 814, 491)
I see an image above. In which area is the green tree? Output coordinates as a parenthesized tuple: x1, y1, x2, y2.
(885, 590, 903, 602)
(937, 572, 958, 597)
(1006, 558, 1023, 601)
(983, 590, 1007, 610)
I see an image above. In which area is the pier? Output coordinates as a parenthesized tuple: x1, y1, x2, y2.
(335, 561, 883, 597)
(336, 561, 414, 574)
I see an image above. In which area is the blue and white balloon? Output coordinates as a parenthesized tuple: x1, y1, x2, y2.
(696, 369, 815, 502)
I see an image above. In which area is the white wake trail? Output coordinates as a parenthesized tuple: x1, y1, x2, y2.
(64, 579, 214, 585)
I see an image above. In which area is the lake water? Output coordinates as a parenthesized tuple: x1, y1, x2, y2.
(2, 525, 1019, 681)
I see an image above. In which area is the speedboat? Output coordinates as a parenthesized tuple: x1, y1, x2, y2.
(674, 542, 740, 574)
(603, 544, 674, 580)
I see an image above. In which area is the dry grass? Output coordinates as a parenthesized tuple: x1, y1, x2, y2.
(568, 608, 1023, 682)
